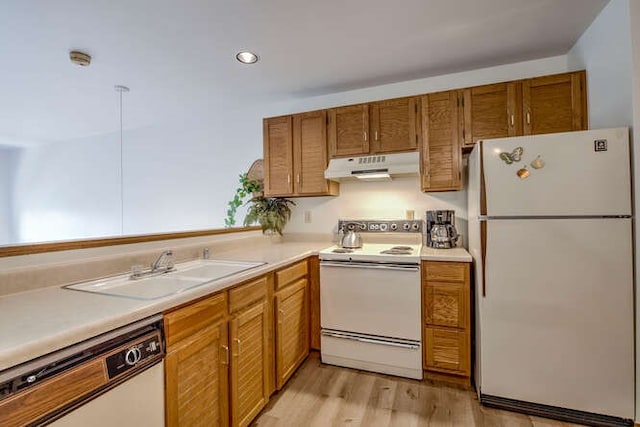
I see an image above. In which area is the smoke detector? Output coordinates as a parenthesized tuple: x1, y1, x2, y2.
(69, 50, 91, 67)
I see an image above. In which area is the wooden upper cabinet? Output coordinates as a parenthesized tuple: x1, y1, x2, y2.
(522, 71, 587, 135)
(461, 82, 520, 147)
(263, 116, 293, 196)
(328, 104, 369, 157)
(421, 91, 462, 192)
(264, 113, 338, 197)
(293, 111, 339, 196)
(370, 97, 420, 153)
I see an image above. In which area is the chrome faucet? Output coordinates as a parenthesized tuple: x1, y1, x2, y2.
(151, 250, 175, 273)
(130, 250, 176, 280)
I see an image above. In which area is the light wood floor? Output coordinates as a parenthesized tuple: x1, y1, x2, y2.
(253, 356, 583, 427)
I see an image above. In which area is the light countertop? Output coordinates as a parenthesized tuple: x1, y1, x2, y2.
(421, 246, 473, 262)
(0, 241, 325, 371)
(0, 240, 472, 371)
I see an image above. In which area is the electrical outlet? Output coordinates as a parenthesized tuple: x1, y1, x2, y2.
(304, 210, 312, 223)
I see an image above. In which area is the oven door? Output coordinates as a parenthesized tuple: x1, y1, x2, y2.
(319, 260, 421, 340)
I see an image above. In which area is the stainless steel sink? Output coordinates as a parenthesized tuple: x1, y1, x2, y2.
(64, 259, 265, 300)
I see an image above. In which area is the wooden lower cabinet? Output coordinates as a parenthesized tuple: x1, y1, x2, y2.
(165, 321, 229, 427)
(164, 261, 311, 427)
(424, 326, 469, 375)
(275, 277, 309, 389)
(422, 261, 471, 386)
(230, 301, 270, 427)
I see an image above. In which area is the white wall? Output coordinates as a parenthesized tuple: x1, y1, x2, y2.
(3, 103, 265, 245)
(10, 134, 122, 243)
(121, 106, 263, 235)
(270, 56, 570, 240)
(567, 0, 633, 128)
(0, 147, 18, 243)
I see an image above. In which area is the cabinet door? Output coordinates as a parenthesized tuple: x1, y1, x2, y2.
(230, 301, 270, 427)
(165, 322, 229, 427)
(522, 71, 587, 135)
(461, 82, 520, 147)
(425, 282, 467, 329)
(328, 104, 369, 157)
(275, 278, 309, 389)
(370, 97, 419, 153)
(424, 326, 469, 376)
(293, 111, 337, 195)
(263, 116, 293, 196)
(421, 92, 462, 192)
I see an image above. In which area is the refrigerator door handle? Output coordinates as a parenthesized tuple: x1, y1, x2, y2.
(481, 221, 487, 297)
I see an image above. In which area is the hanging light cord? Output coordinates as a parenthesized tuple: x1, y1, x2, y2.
(114, 85, 129, 235)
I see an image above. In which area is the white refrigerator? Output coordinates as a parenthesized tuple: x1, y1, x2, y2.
(468, 128, 634, 425)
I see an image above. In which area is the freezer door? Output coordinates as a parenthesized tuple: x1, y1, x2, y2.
(482, 128, 631, 216)
(479, 218, 634, 418)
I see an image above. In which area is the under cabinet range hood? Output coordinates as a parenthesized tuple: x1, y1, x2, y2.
(324, 152, 420, 181)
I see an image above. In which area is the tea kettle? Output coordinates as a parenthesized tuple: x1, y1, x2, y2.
(340, 223, 363, 248)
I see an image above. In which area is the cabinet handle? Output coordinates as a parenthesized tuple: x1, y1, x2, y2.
(510, 114, 514, 127)
(363, 131, 367, 142)
(526, 111, 531, 125)
(233, 338, 241, 357)
(296, 174, 300, 184)
(222, 344, 229, 365)
(374, 131, 378, 141)
(287, 174, 291, 184)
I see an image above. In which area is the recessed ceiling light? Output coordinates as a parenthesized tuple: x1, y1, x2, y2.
(236, 51, 258, 64)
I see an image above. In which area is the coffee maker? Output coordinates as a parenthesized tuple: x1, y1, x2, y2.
(426, 210, 459, 249)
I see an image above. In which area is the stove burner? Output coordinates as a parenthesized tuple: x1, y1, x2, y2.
(332, 248, 354, 253)
(390, 246, 413, 251)
(380, 248, 413, 255)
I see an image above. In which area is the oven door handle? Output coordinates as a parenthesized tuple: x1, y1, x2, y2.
(321, 330, 420, 350)
(319, 261, 419, 271)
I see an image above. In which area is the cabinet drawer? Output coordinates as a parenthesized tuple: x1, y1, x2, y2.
(275, 260, 308, 290)
(424, 326, 469, 376)
(424, 261, 467, 282)
(229, 276, 268, 314)
(424, 282, 467, 329)
(164, 292, 227, 348)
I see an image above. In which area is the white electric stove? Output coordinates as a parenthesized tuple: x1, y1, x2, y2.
(319, 219, 424, 380)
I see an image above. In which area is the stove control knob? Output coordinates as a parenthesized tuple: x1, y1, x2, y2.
(380, 223, 388, 231)
(403, 223, 410, 230)
(390, 223, 398, 231)
(411, 223, 420, 231)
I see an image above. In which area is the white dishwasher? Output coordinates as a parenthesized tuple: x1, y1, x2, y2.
(0, 315, 165, 427)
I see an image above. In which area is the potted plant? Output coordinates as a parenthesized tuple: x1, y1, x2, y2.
(243, 195, 296, 236)
(224, 173, 263, 227)
(225, 171, 296, 235)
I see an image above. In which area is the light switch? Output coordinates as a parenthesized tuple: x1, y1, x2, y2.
(304, 210, 312, 223)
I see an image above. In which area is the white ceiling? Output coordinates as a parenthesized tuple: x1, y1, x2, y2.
(0, 0, 608, 144)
